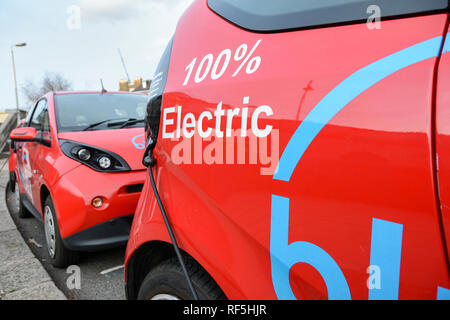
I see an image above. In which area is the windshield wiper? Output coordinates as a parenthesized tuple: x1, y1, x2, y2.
(119, 119, 145, 128)
(103, 118, 144, 128)
(82, 118, 129, 131)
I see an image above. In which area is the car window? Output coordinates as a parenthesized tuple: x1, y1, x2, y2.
(54, 93, 148, 132)
(29, 99, 49, 132)
(25, 101, 39, 125)
(41, 108, 50, 132)
(208, 0, 449, 32)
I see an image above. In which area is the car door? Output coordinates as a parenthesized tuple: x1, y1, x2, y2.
(160, 0, 450, 299)
(29, 98, 52, 214)
(16, 100, 41, 202)
(22, 98, 48, 208)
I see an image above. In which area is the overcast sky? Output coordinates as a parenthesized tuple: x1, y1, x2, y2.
(0, 0, 194, 111)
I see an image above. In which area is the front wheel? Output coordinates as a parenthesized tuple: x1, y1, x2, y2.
(43, 196, 80, 268)
(137, 257, 226, 300)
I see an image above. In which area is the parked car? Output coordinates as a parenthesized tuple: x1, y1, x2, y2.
(9, 91, 148, 267)
(125, 0, 450, 299)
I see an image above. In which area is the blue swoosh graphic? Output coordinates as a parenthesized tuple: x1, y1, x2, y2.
(443, 33, 450, 54)
(132, 133, 145, 150)
(274, 35, 444, 182)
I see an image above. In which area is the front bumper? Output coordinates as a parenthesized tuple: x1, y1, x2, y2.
(51, 164, 146, 242)
(63, 214, 133, 251)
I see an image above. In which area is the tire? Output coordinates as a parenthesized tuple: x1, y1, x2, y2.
(43, 196, 80, 268)
(137, 257, 227, 300)
(9, 179, 31, 219)
(18, 195, 31, 218)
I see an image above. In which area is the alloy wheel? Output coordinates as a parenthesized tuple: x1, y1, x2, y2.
(44, 206, 56, 258)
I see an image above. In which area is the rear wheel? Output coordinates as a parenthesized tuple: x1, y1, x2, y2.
(43, 196, 80, 268)
(137, 257, 226, 300)
(9, 179, 31, 219)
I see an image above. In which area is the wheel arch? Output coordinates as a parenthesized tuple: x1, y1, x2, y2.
(40, 183, 51, 215)
(125, 240, 227, 300)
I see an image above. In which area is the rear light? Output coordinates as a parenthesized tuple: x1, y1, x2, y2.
(59, 139, 131, 172)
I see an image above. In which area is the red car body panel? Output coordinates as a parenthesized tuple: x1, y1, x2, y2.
(50, 165, 146, 238)
(11, 91, 146, 245)
(125, 0, 450, 299)
(436, 29, 450, 260)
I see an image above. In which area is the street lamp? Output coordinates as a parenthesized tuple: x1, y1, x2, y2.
(11, 42, 27, 124)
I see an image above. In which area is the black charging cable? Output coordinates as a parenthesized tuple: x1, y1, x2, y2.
(143, 139, 199, 300)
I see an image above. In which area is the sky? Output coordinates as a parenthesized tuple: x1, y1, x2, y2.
(0, 0, 194, 111)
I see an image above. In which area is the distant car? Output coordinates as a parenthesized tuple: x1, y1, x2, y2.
(124, 0, 450, 300)
(9, 91, 148, 267)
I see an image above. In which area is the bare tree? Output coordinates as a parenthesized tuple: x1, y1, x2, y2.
(22, 72, 72, 106)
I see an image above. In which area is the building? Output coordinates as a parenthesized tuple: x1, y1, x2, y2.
(119, 78, 152, 93)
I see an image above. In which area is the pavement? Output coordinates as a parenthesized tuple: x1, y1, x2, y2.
(0, 163, 66, 300)
(2, 161, 126, 300)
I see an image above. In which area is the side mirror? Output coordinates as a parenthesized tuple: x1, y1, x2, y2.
(9, 127, 38, 142)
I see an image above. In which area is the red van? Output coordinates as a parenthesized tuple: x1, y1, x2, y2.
(9, 91, 147, 267)
(125, 0, 450, 300)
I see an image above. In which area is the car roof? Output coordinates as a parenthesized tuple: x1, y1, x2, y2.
(53, 91, 146, 95)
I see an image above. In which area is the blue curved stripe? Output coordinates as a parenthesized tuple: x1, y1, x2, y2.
(443, 33, 450, 54)
(274, 36, 444, 182)
(437, 287, 450, 300)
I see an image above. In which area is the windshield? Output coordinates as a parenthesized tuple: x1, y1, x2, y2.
(54, 93, 148, 132)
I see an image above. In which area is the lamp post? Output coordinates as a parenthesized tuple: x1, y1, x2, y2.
(11, 42, 26, 124)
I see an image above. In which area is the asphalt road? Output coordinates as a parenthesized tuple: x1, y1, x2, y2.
(4, 181, 126, 300)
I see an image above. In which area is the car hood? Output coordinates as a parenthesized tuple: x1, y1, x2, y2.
(58, 128, 146, 171)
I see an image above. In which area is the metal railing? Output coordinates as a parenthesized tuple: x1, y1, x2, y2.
(0, 112, 18, 154)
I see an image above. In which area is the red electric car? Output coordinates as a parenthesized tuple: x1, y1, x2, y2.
(9, 91, 147, 267)
(125, 0, 450, 299)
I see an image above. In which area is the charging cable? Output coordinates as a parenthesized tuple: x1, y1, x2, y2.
(143, 139, 199, 300)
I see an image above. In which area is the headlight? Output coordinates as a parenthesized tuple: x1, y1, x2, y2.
(77, 148, 91, 161)
(98, 156, 112, 169)
(59, 139, 130, 172)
